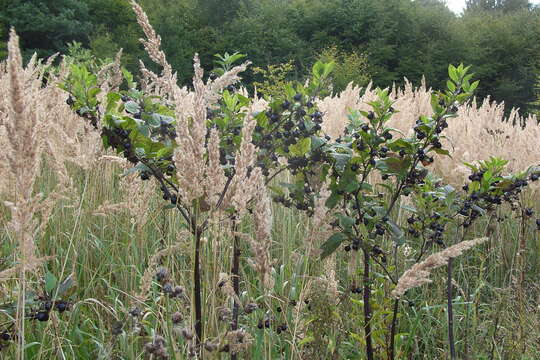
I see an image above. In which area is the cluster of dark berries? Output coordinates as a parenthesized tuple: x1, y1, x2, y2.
(0, 328, 13, 351)
(160, 184, 178, 205)
(350, 285, 363, 294)
(158, 119, 176, 140)
(416, 149, 434, 166)
(458, 199, 483, 228)
(30, 299, 71, 323)
(256, 316, 287, 334)
(276, 323, 288, 334)
(405, 168, 428, 188)
(459, 175, 534, 228)
(257, 318, 271, 329)
(409, 209, 446, 245)
(374, 222, 386, 236)
(344, 238, 361, 252)
(156, 268, 185, 299)
(103, 127, 139, 164)
(273, 193, 314, 215)
(405, 216, 421, 239)
(371, 245, 387, 263)
(144, 335, 169, 359)
(427, 219, 445, 244)
(467, 170, 485, 182)
(254, 97, 323, 161)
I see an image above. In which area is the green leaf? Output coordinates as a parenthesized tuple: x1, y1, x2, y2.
(376, 157, 412, 176)
(330, 153, 351, 172)
(124, 101, 141, 114)
(388, 220, 405, 245)
(155, 146, 173, 159)
(289, 137, 311, 156)
(106, 93, 122, 113)
(45, 272, 58, 295)
(122, 68, 135, 89)
(322, 61, 335, 78)
(431, 148, 451, 157)
(320, 233, 347, 259)
(448, 65, 458, 83)
(336, 214, 355, 232)
(326, 193, 341, 209)
(469, 80, 479, 92)
(312, 61, 325, 78)
(57, 274, 76, 298)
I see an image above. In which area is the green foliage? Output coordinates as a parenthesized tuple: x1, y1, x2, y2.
(3, 0, 539, 113)
(466, 0, 530, 12)
(1, 0, 92, 59)
(212, 51, 247, 75)
(455, 7, 540, 115)
(3, 0, 540, 357)
(530, 73, 540, 117)
(0, 27, 7, 60)
(317, 64, 479, 259)
(252, 60, 295, 99)
(316, 45, 371, 93)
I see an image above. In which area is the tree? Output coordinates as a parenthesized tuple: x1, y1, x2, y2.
(85, 0, 144, 71)
(465, 0, 530, 12)
(456, 7, 540, 113)
(1, 0, 92, 59)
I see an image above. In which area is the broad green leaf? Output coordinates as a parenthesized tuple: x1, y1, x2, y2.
(376, 157, 412, 176)
(320, 232, 347, 259)
(289, 137, 311, 156)
(388, 220, 405, 245)
(45, 272, 58, 295)
(448, 65, 458, 83)
(124, 101, 141, 114)
(446, 80, 456, 92)
(336, 214, 355, 232)
(331, 153, 351, 172)
(431, 148, 451, 157)
(326, 193, 341, 209)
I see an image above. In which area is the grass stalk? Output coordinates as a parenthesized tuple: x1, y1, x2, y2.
(447, 258, 456, 360)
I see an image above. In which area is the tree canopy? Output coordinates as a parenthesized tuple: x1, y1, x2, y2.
(1, 0, 539, 114)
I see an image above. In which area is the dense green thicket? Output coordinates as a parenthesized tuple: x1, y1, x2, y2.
(1, 0, 539, 114)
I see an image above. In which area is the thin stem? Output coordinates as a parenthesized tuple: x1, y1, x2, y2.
(388, 298, 399, 360)
(193, 227, 203, 355)
(265, 166, 287, 185)
(362, 248, 374, 360)
(517, 205, 527, 354)
(230, 222, 240, 360)
(488, 313, 500, 360)
(447, 258, 456, 360)
(16, 268, 25, 360)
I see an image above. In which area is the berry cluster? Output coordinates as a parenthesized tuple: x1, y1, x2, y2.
(144, 335, 169, 359)
(103, 127, 139, 164)
(458, 169, 538, 228)
(24, 297, 72, 325)
(0, 327, 14, 352)
(156, 267, 185, 299)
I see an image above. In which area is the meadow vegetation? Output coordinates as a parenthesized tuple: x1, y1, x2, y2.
(0, 1, 539, 360)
